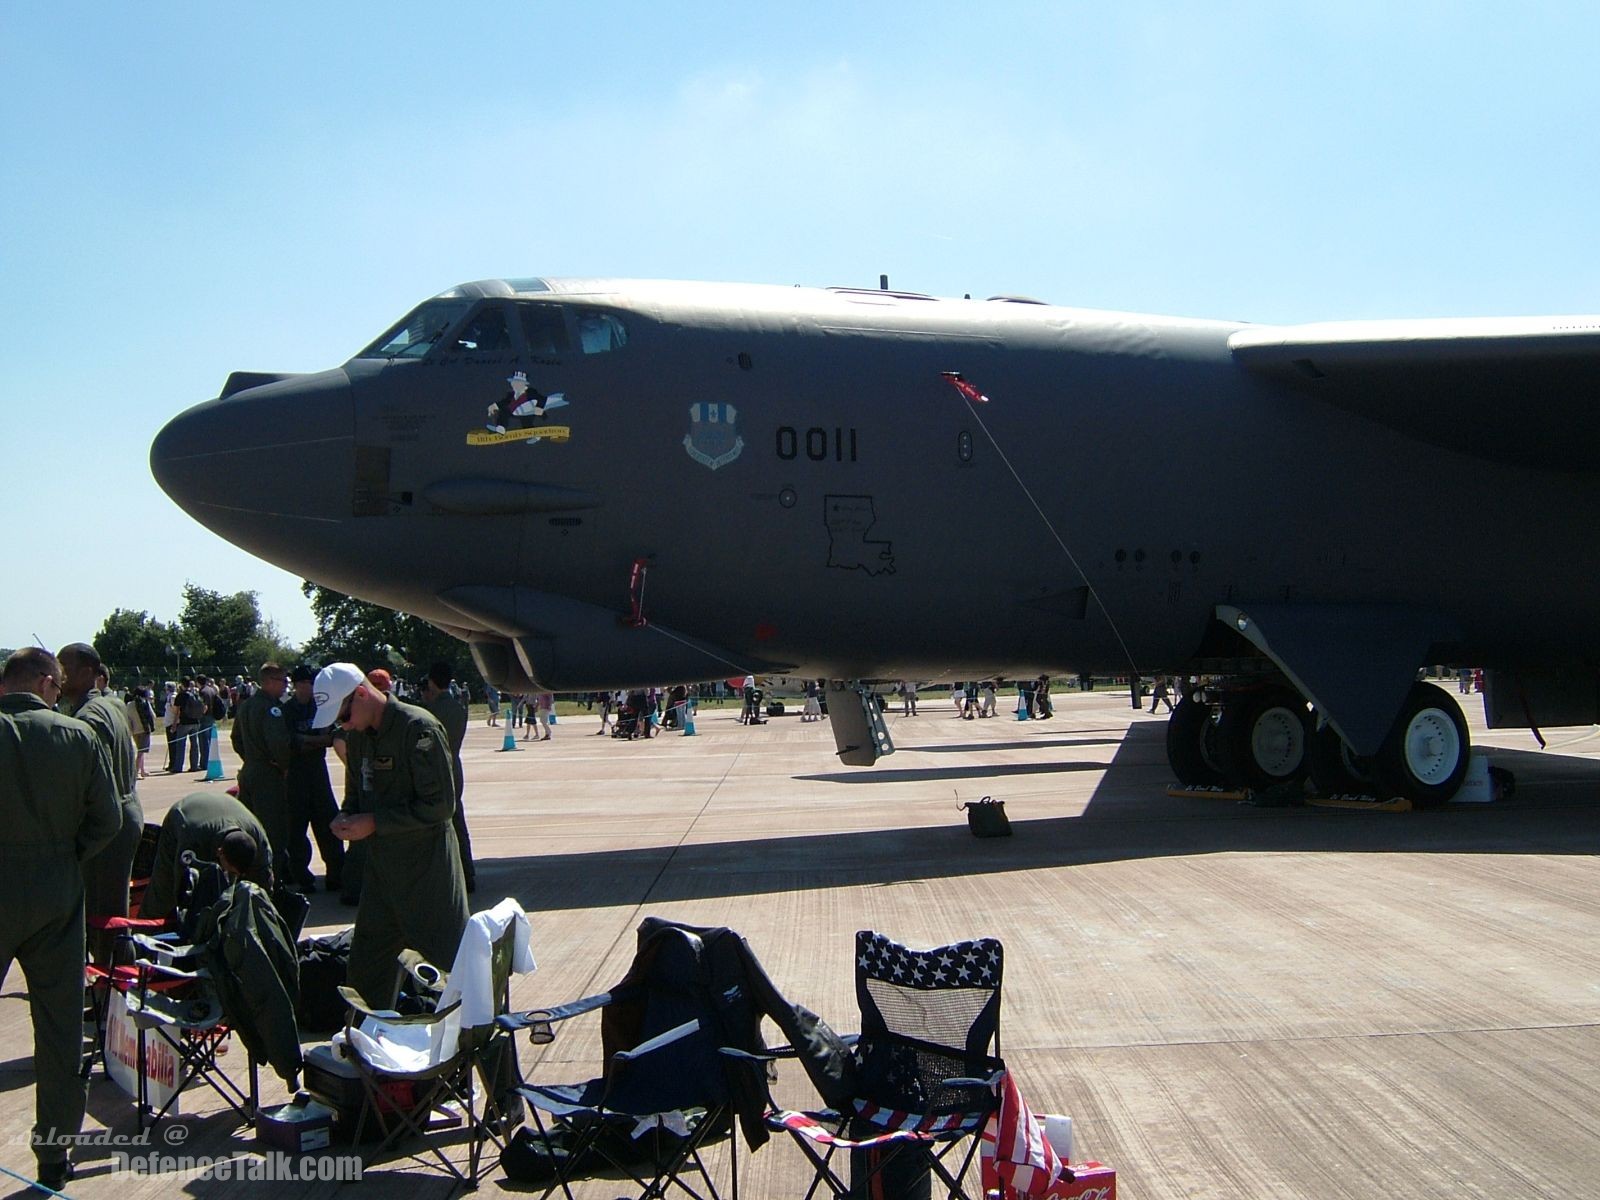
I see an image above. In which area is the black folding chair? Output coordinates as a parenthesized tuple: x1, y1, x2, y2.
(501, 921, 764, 1200)
(762, 931, 1005, 1200)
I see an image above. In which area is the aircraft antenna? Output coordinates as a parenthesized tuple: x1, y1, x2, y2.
(944, 377, 1144, 680)
(644, 620, 753, 677)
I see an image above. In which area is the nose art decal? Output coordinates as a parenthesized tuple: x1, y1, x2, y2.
(468, 371, 572, 446)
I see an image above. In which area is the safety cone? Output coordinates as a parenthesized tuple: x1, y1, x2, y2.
(498, 702, 521, 751)
(204, 725, 225, 780)
(1015, 691, 1030, 721)
(682, 704, 696, 736)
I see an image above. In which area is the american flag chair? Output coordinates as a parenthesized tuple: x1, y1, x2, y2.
(763, 931, 1005, 1200)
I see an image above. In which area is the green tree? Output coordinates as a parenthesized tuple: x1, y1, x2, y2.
(243, 618, 302, 672)
(301, 582, 469, 684)
(93, 609, 177, 682)
(178, 584, 281, 676)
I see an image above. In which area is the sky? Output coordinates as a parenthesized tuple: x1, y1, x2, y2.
(3, 2, 1598, 654)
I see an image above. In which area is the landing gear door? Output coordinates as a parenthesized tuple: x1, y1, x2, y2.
(826, 681, 896, 766)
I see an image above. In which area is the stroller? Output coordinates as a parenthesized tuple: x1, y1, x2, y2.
(611, 690, 657, 739)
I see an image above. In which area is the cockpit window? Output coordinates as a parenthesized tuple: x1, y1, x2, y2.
(519, 303, 571, 356)
(449, 304, 513, 353)
(360, 299, 473, 359)
(575, 311, 628, 354)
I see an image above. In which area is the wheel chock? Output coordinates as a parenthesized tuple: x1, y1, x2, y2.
(1165, 785, 1252, 801)
(1305, 794, 1413, 812)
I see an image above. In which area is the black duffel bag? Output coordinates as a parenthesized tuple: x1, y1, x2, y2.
(296, 928, 353, 1034)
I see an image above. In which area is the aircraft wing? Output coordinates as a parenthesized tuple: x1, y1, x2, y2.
(1229, 317, 1600, 472)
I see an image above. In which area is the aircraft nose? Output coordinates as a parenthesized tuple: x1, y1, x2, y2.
(150, 367, 354, 527)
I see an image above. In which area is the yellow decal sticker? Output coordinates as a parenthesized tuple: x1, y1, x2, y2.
(466, 425, 572, 447)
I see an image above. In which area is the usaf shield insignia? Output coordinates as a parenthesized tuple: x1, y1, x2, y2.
(683, 402, 745, 470)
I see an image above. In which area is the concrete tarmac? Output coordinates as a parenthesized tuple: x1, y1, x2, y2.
(3, 690, 1598, 1199)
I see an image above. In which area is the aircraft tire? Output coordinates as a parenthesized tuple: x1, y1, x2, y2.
(1165, 698, 1223, 786)
(1375, 682, 1469, 806)
(1306, 720, 1376, 797)
(1215, 687, 1312, 790)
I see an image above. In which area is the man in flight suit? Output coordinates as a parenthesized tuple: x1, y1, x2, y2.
(420, 661, 475, 892)
(232, 663, 294, 886)
(139, 790, 274, 920)
(284, 665, 344, 892)
(57, 642, 142, 961)
(314, 662, 468, 1008)
(1, 648, 121, 1192)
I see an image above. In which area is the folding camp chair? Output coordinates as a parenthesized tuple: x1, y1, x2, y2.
(85, 854, 264, 1128)
(83, 916, 170, 1079)
(501, 920, 764, 1200)
(761, 931, 1005, 1200)
(340, 898, 535, 1188)
(114, 933, 260, 1132)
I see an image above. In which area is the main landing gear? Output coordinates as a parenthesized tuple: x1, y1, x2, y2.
(1165, 679, 1470, 805)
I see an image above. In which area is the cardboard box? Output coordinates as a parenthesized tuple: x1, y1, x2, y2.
(986, 1162, 1116, 1200)
(257, 1096, 335, 1154)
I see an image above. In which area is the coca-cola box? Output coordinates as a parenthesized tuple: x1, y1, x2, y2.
(986, 1162, 1116, 1200)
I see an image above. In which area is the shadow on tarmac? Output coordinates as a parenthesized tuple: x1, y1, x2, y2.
(458, 723, 1600, 913)
(892, 738, 1124, 755)
(794, 760, 1110, 784)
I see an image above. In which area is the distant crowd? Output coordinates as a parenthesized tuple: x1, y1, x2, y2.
(113, 670, 478, 778)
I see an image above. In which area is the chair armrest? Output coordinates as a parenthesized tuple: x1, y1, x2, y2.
(497, 1009, 553, 1032)
(497, 1011, 555, 1043)
(90, 915, 169, 933)
(718, 1046, 784, 1063)
(337, 985, 401, 1020)
(140, 961, 201, 982)
(613, 1018, 698, 1063)
(942, 1069, 1007, 1089)
(130, 933, 193, 959)
(397, 949, 447, 993)
(498, 988, 616, 1032)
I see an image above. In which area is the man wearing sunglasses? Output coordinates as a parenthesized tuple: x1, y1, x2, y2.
(1, 648, 121, 1193)
(312, 662, 468, 1009)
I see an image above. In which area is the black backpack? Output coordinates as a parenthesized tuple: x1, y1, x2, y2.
(180, 690, 205, 722)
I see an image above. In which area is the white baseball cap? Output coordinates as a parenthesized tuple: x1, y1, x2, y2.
(311, 662, 366, 728)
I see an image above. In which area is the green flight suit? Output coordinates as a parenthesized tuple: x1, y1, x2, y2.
(343, 697, 468, 1008)
(231, 687, 293, 882)
(423, 689, 475, 887)
(139, 791, 274, 920)
(66, 691, 143, 957)
(0, 692, 120, 1172)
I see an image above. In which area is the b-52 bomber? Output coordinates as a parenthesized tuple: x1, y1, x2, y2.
(150, 277, 1600, 804)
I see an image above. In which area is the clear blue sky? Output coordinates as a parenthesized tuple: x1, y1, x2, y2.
(4, 2, 1597, 653)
